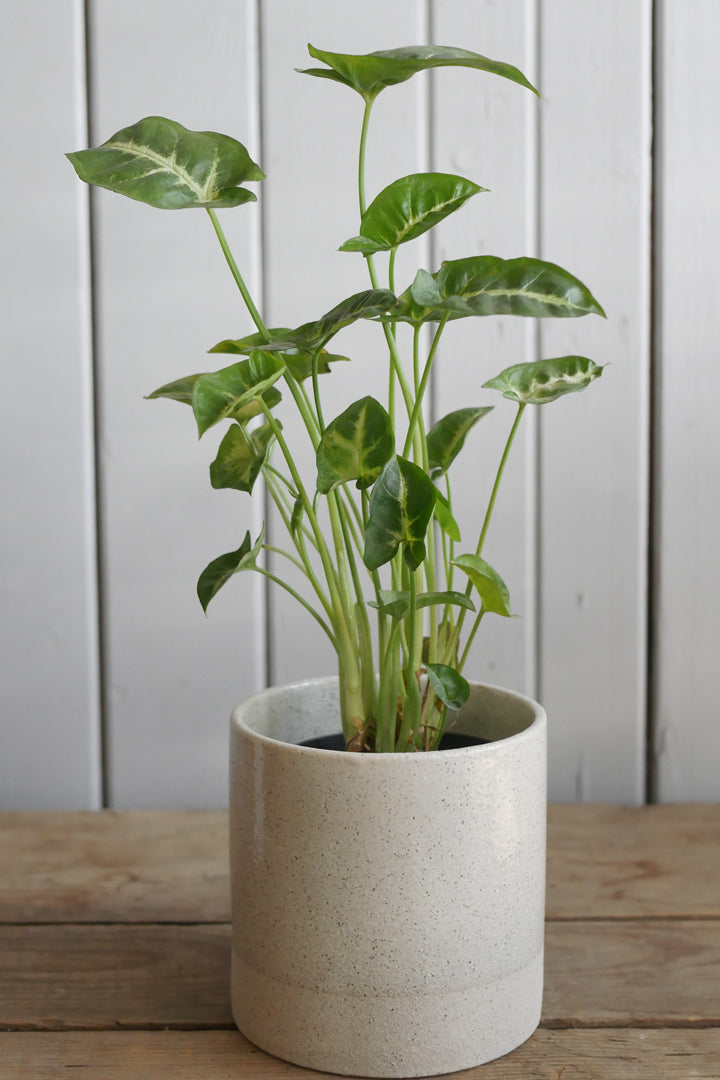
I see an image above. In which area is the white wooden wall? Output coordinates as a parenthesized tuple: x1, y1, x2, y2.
(1, 1, 715, 808)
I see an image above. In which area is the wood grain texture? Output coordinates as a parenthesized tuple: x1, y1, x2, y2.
(2, 920, 718, 1031)
(2, 1029, 720, 1080)
(654, 0, 720, 801)
(0, 2, 101, 810)
(3, 805, 718, 923)
(0, 812, 229, 923)
(538, 0, 652, 803)
(546, 803, 720, 918)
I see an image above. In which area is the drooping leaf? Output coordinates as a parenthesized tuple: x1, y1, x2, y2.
(427, 406, 493, 478)
(368, 589, 475, 619)
(340, 173, 486, 255)
(209, 331, 349, 382)
(316, 396, 394, 494)
(452, 554, 512, 617)
(192, 351, 285, 437)
(256, 290, 397, 353)
(483, 355, 603, 405)
(290, 497, 304, 536)
(392, 256, 606, 324)
(363, 455, 436, 571)
(197, 528, 264, 613)
(298, 44, 538, 101)
(433, 491, 461, 542)
(425, 663, 470, 711)
(147, 373, 281, 420)
(209, 422, 276, 493)
(67, 116, 264, 209)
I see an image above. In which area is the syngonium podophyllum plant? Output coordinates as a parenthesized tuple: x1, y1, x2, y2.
(68, 44, 605, 753)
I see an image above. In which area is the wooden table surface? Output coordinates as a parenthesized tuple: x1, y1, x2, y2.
(1, 804, 719, 1079)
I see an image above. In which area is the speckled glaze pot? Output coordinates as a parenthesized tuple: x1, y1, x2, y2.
(229, 676, 546, 1078)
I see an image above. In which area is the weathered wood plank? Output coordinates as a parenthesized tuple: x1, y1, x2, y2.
(2, 1029, 720, 1080)
(3, 806, 719, 923)
(0, 812, 229, 923)
(546, 803, 720, 918)
(1, 921, 718, 1030)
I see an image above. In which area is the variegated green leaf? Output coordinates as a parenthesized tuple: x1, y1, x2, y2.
(452, 554, 512, 617)
(425, 663, 470, 711)
(392, 256, 606, 324)
(197, 527, 264, 613)
(298, 44, 538, 101)
(316, 396, 394, 494)
(146, 373, 281, 421)
(483, 355, 603, 404)
(340, 173, 486, 254)
(67, 116, 264, 209)
(209, 330, 348, 382)
(427, 406, 493, 477)
(192, 351, 285, 437)
(209, 423, 276, 493)
(363, 455, 436, 571)
(368, 590, 474, 619)
(256, 290, 397, 352)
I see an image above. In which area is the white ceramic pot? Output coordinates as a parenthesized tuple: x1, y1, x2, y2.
(229, 676, 546, 1078)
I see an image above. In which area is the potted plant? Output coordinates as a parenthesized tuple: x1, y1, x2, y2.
(68, 42, 604, 1077)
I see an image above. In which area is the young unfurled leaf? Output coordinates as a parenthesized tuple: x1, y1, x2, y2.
(340, 173, 486, 255)
(67, 116, 264, 209)
(192, 351, 285, 437)
(298, 44, 538, 101)
(363, 456, 436, 571)
(197, 528, 264, 613)
(316, 396, 394, 494)
(452, 554, 512, 617)
(433, 491, 461, 542)
(147, 373, 281, 420)
(392, 256, 606, 324)
(209, 422, 276, 493)
(256, 290, 397, 352)
(425, 663, 470, 711)
(483, 355, 603, 404)
(369, 590, 475, 620)
(427, 406, 493, 478)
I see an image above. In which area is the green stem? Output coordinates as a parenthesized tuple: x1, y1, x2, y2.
(358, 97, 374, 216)
(402, 317, 448, 460)
(206, 209, 269, 340)
(256, 567, 337, 646)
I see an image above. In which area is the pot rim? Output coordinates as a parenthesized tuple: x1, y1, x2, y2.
(231, 675, 546, 760)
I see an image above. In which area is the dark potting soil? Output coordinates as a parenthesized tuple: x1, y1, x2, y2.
(299, 731, 489, 751)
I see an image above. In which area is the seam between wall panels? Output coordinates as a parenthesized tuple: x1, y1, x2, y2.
(78, 0, 105, 809)
(528, 0, 541, 705)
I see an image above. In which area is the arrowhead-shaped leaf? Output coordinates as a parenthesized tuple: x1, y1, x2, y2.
(340, 173, 486, 254)
(316, 396, 394, 494)
(147, 373, 281, 420)
(483, 355, 603, 404)
(67, 116, 264, 209)
(192, 351, 285, 437)
(197, 527, 264, 613)
(299, 44, 538, 100)
(392, 256, 606, 324)
(209, 422, 276, 493)
(452, 554, 512, 617)
(369, 590, 475, 619)
(363, 455, 436, 571)
(425, 663, 470, 711)
(427, 406, 493, 478)
(209, 330, 348, 382)
(256, 290, 397, 352)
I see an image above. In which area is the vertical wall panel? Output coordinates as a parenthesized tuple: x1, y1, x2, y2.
(539, 0, 651, 801)
(654, 1, 720, 800)
(90, 0, 262, 807)
(431, 0, 539, 698)
(261, 0, 427, 687)
(0, 2, 101, 808)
